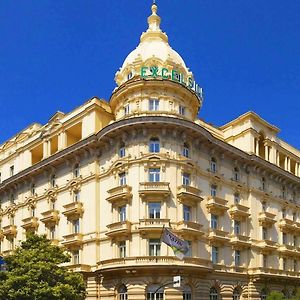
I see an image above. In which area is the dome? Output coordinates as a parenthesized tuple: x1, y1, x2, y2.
(115, 3, 193, 86)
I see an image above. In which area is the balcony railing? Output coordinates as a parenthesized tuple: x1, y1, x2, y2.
(21, 217, 39, 231)
(138, 218, 170, 235)
(40, 209, 60, 226)
(206, 196, 228, 215)
(139, 182, 170, 200)
(207, 228, 230, 244)
(258, 212, 276, 227)
(248, 267, 300, 279)
(61, 233, 83, 249)
(176, 221, 204, 237)
(62, 202, 84, 220)
(106, 185, 132, 204)
(106, 221, 131, 238)
(228, 204, 250, 221)
(177, 185, 203, 204)
(229, 234, 251, 248)
(278, 218, 295, 233)
(256, 239, 277, 251)
(277, 244, 299, 256)
(2, 225, 17, 238)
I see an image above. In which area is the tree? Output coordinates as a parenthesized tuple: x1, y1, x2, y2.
(266, 292, 285, 300)
(0, 233, 86, 300)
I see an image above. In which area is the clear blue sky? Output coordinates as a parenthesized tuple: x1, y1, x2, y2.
(0, 1, 299, 149)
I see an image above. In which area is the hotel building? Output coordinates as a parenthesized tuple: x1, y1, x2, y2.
(0, 3, 300, 300)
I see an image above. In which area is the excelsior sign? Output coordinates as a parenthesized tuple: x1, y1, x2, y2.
(140, 66, 203, 99)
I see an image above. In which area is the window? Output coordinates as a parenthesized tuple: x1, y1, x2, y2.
(234, 250, 241, 266)
(211, 246, 218, 264)
(182, 173, 190, 186)
(147, 285, 164, 300)
(10, 193, 15, 204)
(72, 250, 79, 265)
(210, 158, 217, 173)
(31, 207, 35, 217)
(10, 165, 14, 176)
(263, 254, 267, 268)
(73, 163, 80, 178)
(74, 191, 80, 202)
(234, 193, 240, 204)
(232, 288, 241, 300)
(209, 287, 219, 300)
(185, 241, 192, 257)
(118, 284, 128, 300)
(282, 258, 287, 270)
(119, 142, 126, 158)
(49, 226, 55, 240)
(183, 285, 192, 300)
(183, 205, 191, 221)
(149, 202, 161, 219)
(119, 206, 126, 222)
(261, 177, 266, 191)
(72, 219, 80, 234)
(51, 174, 56, 187)
(211, 214, 218, 229)
(210, 185, 217, 197)
(293, 235, 297, 247)
(149, 168, 160, 182)
(183, 143, 189, 158)
(282, 232, 287, 245)
(281, 185, 286, 198)
(233, 220, 241, 235)
(124, 104, 130, 115)
(262, 202, 267, 212)
(149, 239, 161, 256)
(149, 99, 159, 111)
(119, 172, 126, 186)
(149, 138, 160, 153)
(233, 167, 240, 181)
(282, 209, 286, 218)
(179, 105, 185, 116)
(127, 71, 133, 80)
(119, 241, 126, 258)
(294, 259, 297, 272)
(31, 184, 36, 196)
(262, 227, 267, 240)
(293, 212, 297, 222)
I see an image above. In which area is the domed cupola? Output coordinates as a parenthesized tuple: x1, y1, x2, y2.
(111, 3, 203, 121)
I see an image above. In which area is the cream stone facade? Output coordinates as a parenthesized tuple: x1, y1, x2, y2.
(1, 3, 300, 300)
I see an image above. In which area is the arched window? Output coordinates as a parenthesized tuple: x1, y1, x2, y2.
(209, 287, 219, 300)
(147, 284, 164, 300)
(183, 143, 190, 158)
(233, 167, 240, 181)
(183, 285, 192, 300)
(210, 158, 217, 173)
(232, 288, 241, 300)
(118, 284, 128, 300)
(149, 138, 160, 153)
(119, 142, 126, 158)
(260, 289, 267, 300)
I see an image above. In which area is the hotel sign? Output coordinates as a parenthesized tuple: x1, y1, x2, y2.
(140, 66, 203, 99)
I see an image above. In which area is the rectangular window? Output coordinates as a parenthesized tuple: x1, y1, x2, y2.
(149, 139, 160, 153)
(283, 258, 287, 270)
(211, 246, 218, 264)
(294, 235, 297, 247)
(73, 163, 80, 178)
(119, 241, 126, 258)
(262, 227, 267, 240)
(124, 104, 130, 115)
(185, 241, 192, 257)
(31, 184, 36, 196)
(210, 185, 217, 197)
(234, 250, 241, 266)
(149, 168, 160, 182)
(74, 191, 80, 202)
(234, 220, 241, 235)
(119, 172, 126, 186)
(49, 226, 55, 240)
(31, 207, 35, 217)
(183, 144, 189, 158)
(282, 232, 287, 245)
(10, 165, 14, 176)
(119, 205, 126, 222)
(10, 194, 14, 204)
(179, 105, 185, 116)
(149, 99, 159, 111)
(72, 219, 80, 234)
(72, 250, 79, 265)
(149, 202, 161, 219)
(183, 205, 191, 221)
(51, 174, 56, 187)
(182, 173, 190, 186)
(263, 254, 267, 268)
(149, 239, 161, 256)
(119, 146, 126, 158)
(211, 214, 218, 229)
(294, 260, 297, 272)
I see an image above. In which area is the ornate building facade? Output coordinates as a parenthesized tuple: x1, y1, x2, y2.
(0, 3, 300, 300)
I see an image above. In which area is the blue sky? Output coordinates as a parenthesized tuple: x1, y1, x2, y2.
(0, 0, 299, 149)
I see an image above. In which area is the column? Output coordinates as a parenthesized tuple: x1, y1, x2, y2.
(264, 145, 269, 161)
(276, 150, 280, 166)
(284, 156, 288, 171)
(42, 140, 48, 159)
(287, 157, 291, 172)
(255, 138, 259, 155)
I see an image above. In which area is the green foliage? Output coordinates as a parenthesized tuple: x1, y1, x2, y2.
(0, 233, 86, 300)
(266, 292, 285, 300)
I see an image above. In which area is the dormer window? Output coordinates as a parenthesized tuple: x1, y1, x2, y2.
(124, 104, 130, 116)
(210, 158, 217, 173)
(119, 142, 126, 158)
(149, 137, 160, 153)
(149, 99, 159, 111)
(183, 143, 189, 158)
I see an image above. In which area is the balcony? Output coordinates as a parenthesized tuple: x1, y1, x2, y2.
(106, 221, 131, 238)
(62, 202, 84, 220)
(278, 218, 295, 233)
(177, 185, 203, 204)
(248, 267, 300, 279)
(139, 182, 170, 200)
(21, 217, 39, 231)
(258, 212, 276, 227)
(138, 219, 170, 235)
(40, 209, 59, 226)
(257, 239, 277, 252)
(2, 225, 17, 238)
(61, 233, 83, 249)
(278, 244, 298, 256)
(176, 221, 204, 237)
(228, 204, 250, 221)
(206, 196, 228, 215)
(229, 234, 251, 248)
(106, 185, 132, 204)
(207, 229, 230, 245)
